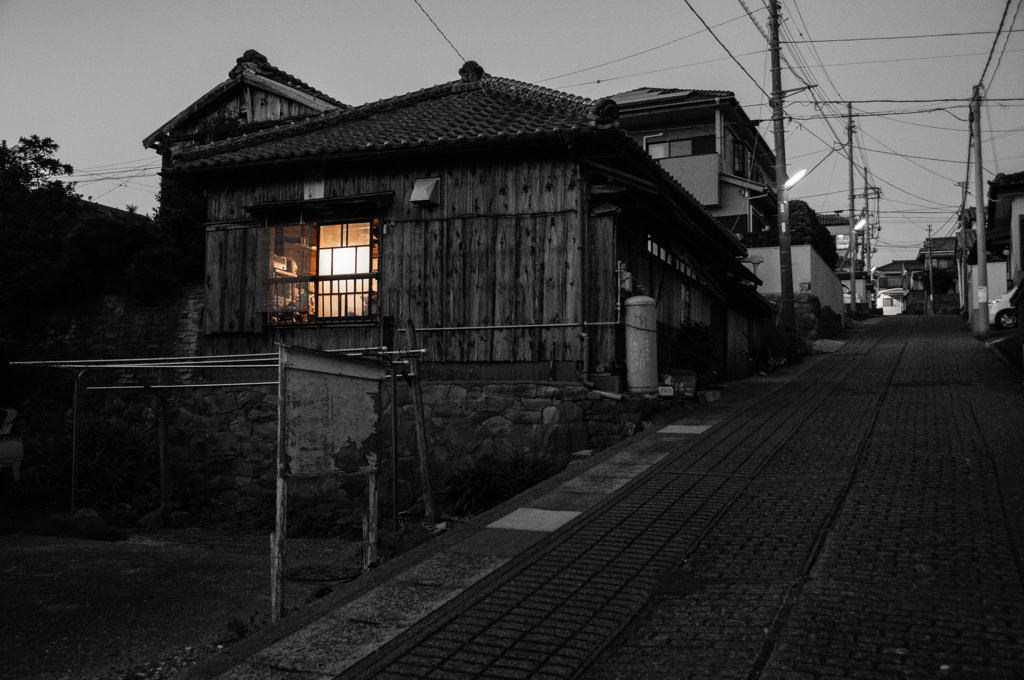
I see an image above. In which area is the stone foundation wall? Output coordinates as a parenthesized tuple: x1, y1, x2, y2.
(5, 289, 673, 531)
(94, 380, 673, 533)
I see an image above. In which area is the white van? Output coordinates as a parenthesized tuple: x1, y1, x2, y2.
(989, 281, 1020, 329)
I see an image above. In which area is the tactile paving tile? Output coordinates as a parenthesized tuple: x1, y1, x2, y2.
(487, 508, 582, 532)
(659, 424, 712, 434)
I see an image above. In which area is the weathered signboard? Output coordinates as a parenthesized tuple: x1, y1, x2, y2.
(280, 345, 387, 476)
(273, 344, 389, 620)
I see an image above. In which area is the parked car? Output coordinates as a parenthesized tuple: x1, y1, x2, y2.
(989, 281, 1021, 329)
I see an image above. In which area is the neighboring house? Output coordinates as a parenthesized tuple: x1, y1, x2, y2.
(744, 245, 843, 316)
(874, 260, 921, 291)
(609, 88, 776, 236)
(146, 55, 771, 382)
(986, 171, 1024, 288)
(917, 236, 958, 276)
(820, 214, 859, 268)
(875, 288, 907, 316)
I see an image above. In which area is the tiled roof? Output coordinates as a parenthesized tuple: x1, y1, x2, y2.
(916, 236, 958, 261)
(991, 170, 1024, 187)
(922, 236, 958, 251)
(817, 214, 851, 227)
(230, 49, 347, 109)
(610, 87, 735, 108)
(174, 67, 617, 170)
(875, 259, 921, 272)
(169, 62, 747, 262)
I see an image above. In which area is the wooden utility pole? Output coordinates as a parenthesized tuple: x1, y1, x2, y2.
(927, 225, 935, 315)
(769, 0, 795, 329)
(862, 172, 872, 300)
(972, 85, 990, 336)
(847, 103, 857, 316)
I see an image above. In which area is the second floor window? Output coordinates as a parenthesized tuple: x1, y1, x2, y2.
(646, 135, 716, 160)
(733, 141, 747, 176)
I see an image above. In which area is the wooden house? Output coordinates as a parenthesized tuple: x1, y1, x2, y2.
(148, 55, 771, 382)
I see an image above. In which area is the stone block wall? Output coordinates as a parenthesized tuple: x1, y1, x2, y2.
(5, 288, 675, 531)
(63, 379, 673, 533)
(395, 382, 668, 469)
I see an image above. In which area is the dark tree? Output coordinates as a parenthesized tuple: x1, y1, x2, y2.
(152, 174, 207, 284)
(0, 137, 82, 316)
(741, 199, 838, 270)
(788, 200, 838, 270)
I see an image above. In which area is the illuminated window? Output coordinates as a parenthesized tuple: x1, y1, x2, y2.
(266, 219, 379, 324)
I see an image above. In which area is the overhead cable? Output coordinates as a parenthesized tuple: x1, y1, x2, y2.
(782, 28, 1024, 43)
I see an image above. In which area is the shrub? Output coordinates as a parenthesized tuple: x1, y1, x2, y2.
(441, 451, 565, 516)
(755, 324, 808, 371)
(665, 321, 720, 387)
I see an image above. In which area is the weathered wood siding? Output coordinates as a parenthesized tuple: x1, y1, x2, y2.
(202, 154, 588, 363)
(584, 213, 619, 370)
(381, 213, 581, 362)
(726, 308, 748, 380)
(204, 226, 262, 334)
(179, 86, 320, 144)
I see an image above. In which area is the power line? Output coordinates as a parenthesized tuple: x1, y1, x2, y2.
(795, 48, 1024, 71)
(412, 0, 464, 62)
(554, 50, 763, 89)
(535, 11, 755, 84)
(682, 0, 771, 99)
(782, 28, 1024, 43)
(987, 0, 1023, 89)
(978, 0, 1017, 86)
(794, 97, 1024, 103)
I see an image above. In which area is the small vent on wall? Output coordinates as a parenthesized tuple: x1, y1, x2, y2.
(410, 178, 441, 207)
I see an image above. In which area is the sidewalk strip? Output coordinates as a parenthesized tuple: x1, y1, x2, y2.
(487, 509, 581, 532)
(659, 424, 712, 434)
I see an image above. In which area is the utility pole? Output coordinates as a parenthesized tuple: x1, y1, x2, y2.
(862, 170, 872, 303)
(927, 224, 935, 315)
(847, 103, 857, 316)
(770, 0, 795, 329)
(972, 85, 989, 336)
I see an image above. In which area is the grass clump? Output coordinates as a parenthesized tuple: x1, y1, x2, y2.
(442, 451, 565, 517)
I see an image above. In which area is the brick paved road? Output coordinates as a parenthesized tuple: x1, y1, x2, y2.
(344, 316, 1024, 679)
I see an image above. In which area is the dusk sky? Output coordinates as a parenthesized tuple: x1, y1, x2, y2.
(2, 0, 1021, 264)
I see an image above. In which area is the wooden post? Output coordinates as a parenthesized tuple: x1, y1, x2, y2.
(390, 366, 399, 532)
(156, 390, 171, 508)
(271, 347, 288, 622)
(70, 369, 85, 514)
(405, 321, 435, 525)
(361, 465, 378, 571)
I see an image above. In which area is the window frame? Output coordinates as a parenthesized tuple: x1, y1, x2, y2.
(265, 217, 380, 326)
